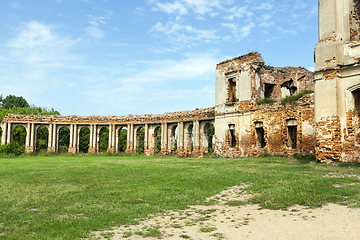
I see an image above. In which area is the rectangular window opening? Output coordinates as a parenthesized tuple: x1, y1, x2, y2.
(287, 126, 297, 149)
(264, 83, 275, 99)
(228, 78, 237, 103)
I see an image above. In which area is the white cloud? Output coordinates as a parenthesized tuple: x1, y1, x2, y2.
(81, 53, 217, 114)
(222, 22, 255, 39)
(223, 6, 248, 20)
(12, 1, 24, 8)
(152, 1, 188, 15)
(258, 13, 275, 27)
(253, 2, 273, 10)
(87, 10, 113, 26)
(308, 66, 315, 72)
(85, 26, 105, 38)
(150, 0, 233, 16)
(149, 21, 217, 45)
(7, 21, 80, 64)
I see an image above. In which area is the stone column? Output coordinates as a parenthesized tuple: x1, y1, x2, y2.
(25, 123, 30, 149)
(176, 122, 184, 156)
(107, 124, 113, 153)
(88, 124, 95, 154)
(112, 125, 116, 152)
(192, 120, 201, 157)
(1, 122, 8, 145)
(52, 124, 57, 152)
(115, 127, 120, 153)
(27, 123, 36, 153)
(125, 124, 134, 154)
(161, 123, 168, 155)
(68, 124, 77, 154)
(6, 122, 11, 144)
(47, 124, 55, 153)
(96, 125, 100, 153)
(76, 126, 80, 153)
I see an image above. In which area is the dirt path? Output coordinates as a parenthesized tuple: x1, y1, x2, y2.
(91, 185, 360, 239)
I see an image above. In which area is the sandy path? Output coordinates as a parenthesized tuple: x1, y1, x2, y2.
(91, 185, 360, 240)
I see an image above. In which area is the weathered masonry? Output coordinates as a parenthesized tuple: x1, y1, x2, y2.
(3, 0, 360, 163)
(213, 52, 316, 157)
(314, 0, 360, 163)
(1, 109, 214, 157)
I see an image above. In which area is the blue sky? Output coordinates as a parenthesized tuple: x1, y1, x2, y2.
(0, 0, 318, 116)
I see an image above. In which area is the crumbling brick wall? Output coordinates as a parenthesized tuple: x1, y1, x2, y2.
(214, 94, 315, 158)
(259, 66, 314, 101)
(350, 0, 360, 41)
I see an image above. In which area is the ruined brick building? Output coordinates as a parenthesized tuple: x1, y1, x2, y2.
(2, 0, 360, 163)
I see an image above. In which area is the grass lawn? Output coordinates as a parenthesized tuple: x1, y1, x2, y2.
(0, 154, 360, 239)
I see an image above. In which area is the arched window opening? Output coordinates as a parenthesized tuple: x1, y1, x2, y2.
(36, 126, 48, 152)
(186, 124, 194, 152)
(154, 126, 161, 154)
(117, 127, 127, 152)
(79, 127, 90, 153)
(204, 123, 215, 153)
(169, 125, 178, 154)
(12, 125, 26, 154)
(286, 119, 297, 149)
(58, 126, 70, 153)
(255, 122, 266, 148)
(99, 127, 109, 152)
(135, 127, 145, 154)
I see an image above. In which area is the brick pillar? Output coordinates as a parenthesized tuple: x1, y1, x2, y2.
(161, 123, 168, 155)
(176, 122, 185, 157)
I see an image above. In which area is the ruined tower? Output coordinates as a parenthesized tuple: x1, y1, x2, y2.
(315, 0, 360, 162)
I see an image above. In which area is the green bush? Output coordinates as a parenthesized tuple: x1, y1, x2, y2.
(0, 142, 24, 156)
(281, 90, 314, 106)
(256, 98, 276, 105)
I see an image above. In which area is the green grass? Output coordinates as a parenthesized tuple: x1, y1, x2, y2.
(0, 155, 360, 239)
(256, 98, 276, 105)
(281, 89, 314, 106)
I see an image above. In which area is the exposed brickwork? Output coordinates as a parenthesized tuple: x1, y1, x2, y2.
(315, 116, 342, 163)
(259, 66, 314, 101)
(2, 107, 215, 125)
(350, 0, 360, 42)
(214, 94, 315, 158)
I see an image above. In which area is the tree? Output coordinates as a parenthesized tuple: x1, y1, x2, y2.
(208, 124, 215, 153)
(79, 128, 90, 153)
(0, 95, 60, 155)
(0, 95, 30, 109)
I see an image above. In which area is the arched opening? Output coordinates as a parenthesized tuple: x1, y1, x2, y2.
(79, 127, 90, 153)
(99, 127, 109, 152)
(169, 125, 178, 155)
(204, 123, 215, 154)
(58, 126, 70, 153)
(116, 127, 128, 152)
(12, 125, 26, 154)
(36, 126, 48, 152)
(153, 126, 161, 154)
(352, 89, 360, 143)
(0, 126, 2, 142)
(185, 124, 193, 153)
(135, 126, 145, 154)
